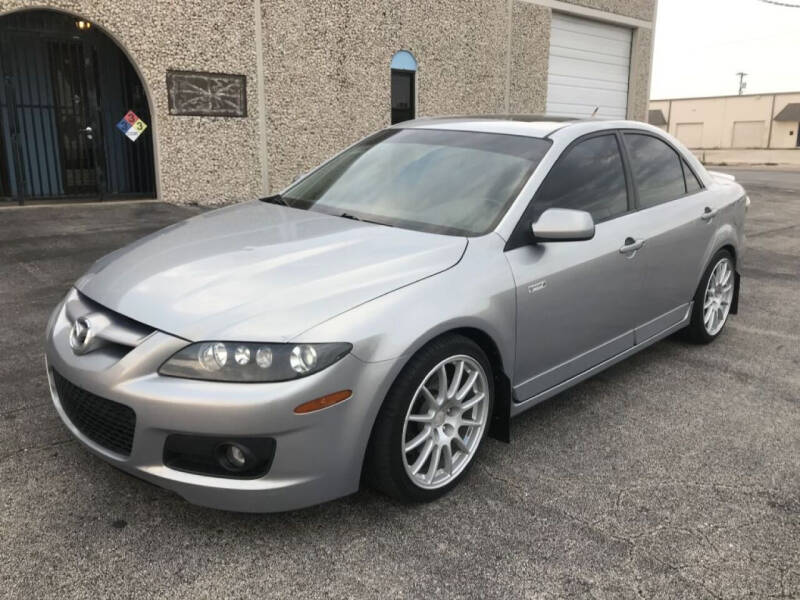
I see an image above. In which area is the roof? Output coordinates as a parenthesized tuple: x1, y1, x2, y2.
(774, 103, 800, 122)
(648, 109, 667, 126)
(398, 114, 586, 138)
(651, 90, 800, 102)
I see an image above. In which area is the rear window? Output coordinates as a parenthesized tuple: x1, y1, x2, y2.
(683, 159, 703, 194)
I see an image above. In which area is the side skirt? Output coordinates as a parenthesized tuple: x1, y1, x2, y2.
(509, 303, 693, 419)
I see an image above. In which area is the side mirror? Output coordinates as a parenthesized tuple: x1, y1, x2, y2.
(531, 208, 595, 242)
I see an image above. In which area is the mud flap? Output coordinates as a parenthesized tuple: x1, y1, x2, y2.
(731, 271, 741, 314)
(488, 374, 511, 443)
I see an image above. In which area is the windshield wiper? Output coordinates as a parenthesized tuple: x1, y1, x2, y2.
(259, 194, 291, 207)
(339, 212, 389, 226)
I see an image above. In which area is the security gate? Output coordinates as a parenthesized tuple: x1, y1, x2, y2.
(0, 10, 155, 204)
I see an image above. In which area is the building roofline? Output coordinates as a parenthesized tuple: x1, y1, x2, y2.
(650, 90, 800, 103)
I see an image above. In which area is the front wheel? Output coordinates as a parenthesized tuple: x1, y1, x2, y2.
(684, 249, 736, 344)
(364, 335, 493, 502)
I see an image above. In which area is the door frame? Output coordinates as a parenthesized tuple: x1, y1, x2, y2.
(0, 7, 158, 205)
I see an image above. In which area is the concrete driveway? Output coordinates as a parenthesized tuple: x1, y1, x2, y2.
(1, 170, 798, 599)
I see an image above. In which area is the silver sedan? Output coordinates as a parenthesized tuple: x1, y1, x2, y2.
(45, 116, 747, 512)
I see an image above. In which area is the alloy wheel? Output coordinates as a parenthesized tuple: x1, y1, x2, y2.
(401, 355, 489, 490)
(703, 257, 734, 336)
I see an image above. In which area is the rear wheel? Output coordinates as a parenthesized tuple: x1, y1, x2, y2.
(684, 249, 735, 344)
(365, 335, 493, 502)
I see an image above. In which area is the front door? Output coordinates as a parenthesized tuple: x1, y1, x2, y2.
(505, 133, 651, 403)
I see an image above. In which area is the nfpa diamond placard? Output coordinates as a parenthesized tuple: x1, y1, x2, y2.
(116, 110, 147, 142)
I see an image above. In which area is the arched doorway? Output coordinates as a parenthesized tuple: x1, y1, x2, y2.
(0, 9, 155, 204)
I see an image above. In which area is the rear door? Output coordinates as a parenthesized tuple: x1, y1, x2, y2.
(505, 132, 648, 403)
(620, 132, 717, 340)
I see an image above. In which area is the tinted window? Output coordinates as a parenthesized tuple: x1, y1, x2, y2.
(683, 159, 703, 194)
(532, 134, 628, 222)
(625, 133, 686, 209)
(284, 129, 551, 236)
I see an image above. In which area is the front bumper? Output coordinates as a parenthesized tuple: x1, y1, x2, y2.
(45, 295, 398, 512)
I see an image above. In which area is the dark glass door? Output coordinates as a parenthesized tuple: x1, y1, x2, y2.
(391, 70, 415, 125)
(0, 10, 155, 204)
(48, 38, 101, 195)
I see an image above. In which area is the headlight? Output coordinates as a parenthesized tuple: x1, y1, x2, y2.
(158, 342, 352, 382)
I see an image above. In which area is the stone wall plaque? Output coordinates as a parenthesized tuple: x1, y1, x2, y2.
(166, 70, 247, 117)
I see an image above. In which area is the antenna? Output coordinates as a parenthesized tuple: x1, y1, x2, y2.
(591, 106, 599, 117)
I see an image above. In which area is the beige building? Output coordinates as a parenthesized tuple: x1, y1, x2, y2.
(0, 0, 656, 206)
(649, 92, 800, 164)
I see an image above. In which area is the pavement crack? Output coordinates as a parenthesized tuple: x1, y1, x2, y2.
(0, 438, 73, 464)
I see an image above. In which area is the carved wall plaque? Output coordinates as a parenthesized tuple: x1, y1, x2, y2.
(166, 70, 247, 117)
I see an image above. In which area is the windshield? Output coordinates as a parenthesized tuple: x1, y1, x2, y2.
(282, 128, 552, 236)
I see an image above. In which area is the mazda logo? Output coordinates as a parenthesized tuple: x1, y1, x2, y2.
(69, 317, 93, 355)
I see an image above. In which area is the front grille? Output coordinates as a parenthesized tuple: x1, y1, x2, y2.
(52, 370, 136, 456)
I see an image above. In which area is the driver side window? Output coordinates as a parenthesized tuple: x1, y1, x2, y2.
(532, 134, 629, 223)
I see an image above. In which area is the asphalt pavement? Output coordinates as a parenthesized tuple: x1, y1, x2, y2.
(0, 169, 798, 599)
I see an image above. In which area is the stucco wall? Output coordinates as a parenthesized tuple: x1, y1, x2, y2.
(628, 28, 653, 125)
(566, 0, 654, 21)
(260, 0, 516, 191)
(261, 0, 655, 192)
(2, 0, 656, 205)
(509, 2, 551, 115)
(0, 0, 263, 206)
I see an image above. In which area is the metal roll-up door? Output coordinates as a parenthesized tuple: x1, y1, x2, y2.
(546, 13, 632, 119)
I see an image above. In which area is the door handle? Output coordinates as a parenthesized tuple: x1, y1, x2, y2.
(701, 206, 718, 221)
(619, 237, 646, 254)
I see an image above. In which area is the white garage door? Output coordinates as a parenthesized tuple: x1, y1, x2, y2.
(546, 13, 632, 119)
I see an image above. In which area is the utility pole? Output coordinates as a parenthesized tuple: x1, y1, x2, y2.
(736, 72, 748, 95)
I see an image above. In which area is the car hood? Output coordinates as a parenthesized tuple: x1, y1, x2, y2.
(76, 201, 467, 342)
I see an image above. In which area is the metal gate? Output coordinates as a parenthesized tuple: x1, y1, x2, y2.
(0, 10, 155, 204)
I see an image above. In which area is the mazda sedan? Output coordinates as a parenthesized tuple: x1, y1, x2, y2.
(45, 116, 747, 512)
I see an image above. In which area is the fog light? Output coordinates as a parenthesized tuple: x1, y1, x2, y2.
(219, 443, 248, 471)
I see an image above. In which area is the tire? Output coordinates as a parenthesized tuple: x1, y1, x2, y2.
(364, 334, 494, 503)
(684, 249, 736, 344)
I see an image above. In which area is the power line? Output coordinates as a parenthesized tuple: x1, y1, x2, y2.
(756, 0, 800, 7)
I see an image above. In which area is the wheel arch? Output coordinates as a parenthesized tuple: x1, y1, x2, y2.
(362, 324, 513, 481)
(717, 243, 740, 314)
(719, 242, 737, 263)
(414, 326, 512, 442)
(446, 327, 512, 443)
(696, 224, 740, 291)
